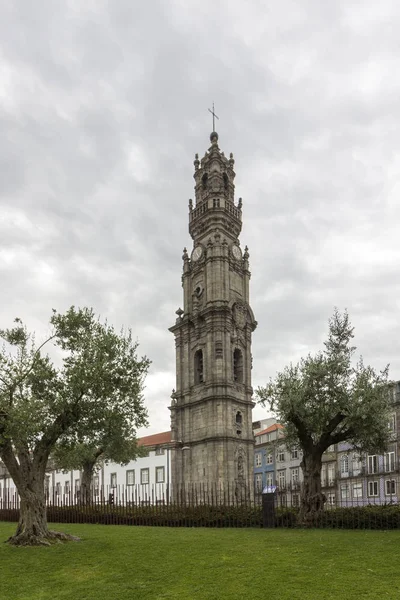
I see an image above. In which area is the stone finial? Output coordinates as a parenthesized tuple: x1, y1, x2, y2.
(176, 307, 184, 321)
(194, 154, 200, 170)
(238, 197, 242, 209)
(189, 199, 193, 211)
(244, 246, 249, 260)
(229, 152, 235, 167)
(210, 131, 219, 145)
(182, 247, 188, 261)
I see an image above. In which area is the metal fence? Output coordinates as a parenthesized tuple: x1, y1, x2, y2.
(1, 481, 400, 529)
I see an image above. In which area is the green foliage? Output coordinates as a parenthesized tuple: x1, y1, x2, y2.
(276, 505, 400, 530)
(0, 307, 150, 490)
(256, 309, 392, 454)
(2, 503, 400, 530)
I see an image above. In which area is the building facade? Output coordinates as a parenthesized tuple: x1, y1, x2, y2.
(253, 381, 400, 508)
(0, 431, 173, 507)
(169, 130, 257, 499)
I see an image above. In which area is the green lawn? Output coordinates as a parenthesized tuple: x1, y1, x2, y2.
(1, 523, 399, 600)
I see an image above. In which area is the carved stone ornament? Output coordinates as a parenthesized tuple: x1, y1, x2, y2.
(233, 302, 248, 330)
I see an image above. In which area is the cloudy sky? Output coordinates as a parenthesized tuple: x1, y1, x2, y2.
(1, 0, 400, 435)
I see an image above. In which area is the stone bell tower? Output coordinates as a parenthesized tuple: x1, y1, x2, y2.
(169, 129, 257, 500)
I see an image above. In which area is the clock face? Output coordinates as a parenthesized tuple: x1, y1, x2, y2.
(191, 246, 203, 262)
(232, 245, 242, 260)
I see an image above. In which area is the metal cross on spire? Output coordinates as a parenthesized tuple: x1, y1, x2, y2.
(208, 102, 219, 132)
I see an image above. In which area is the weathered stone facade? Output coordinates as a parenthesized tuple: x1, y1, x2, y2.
(169, 131, 257, 499)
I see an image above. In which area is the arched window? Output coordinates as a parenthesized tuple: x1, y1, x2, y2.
(233, 349, 243, 383)
(223, 173, 229, 190)
(194, 349, 204, 384)
(201, 172, 208, 189)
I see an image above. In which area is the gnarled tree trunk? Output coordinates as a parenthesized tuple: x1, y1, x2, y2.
(80, 460, 96, 505)
(299, 451, 325, 526)
(8, 482, 79, 546)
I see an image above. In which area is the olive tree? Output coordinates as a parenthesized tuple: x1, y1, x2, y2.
(256, 310, 392, 524)
(53, 417, 149, 503)
(0, 307, 150, 545)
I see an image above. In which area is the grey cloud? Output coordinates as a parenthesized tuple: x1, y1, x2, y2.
(1, 0, 400, 435)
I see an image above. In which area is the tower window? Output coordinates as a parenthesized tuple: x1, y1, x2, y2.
(233, 349, 243, 383)
(201, 172, 208, 189)
(213, 198, 220, 208)
(236, 411, 243, 436)
(194, 349, 204, 384)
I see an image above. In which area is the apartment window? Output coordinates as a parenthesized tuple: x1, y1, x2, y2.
(65, 481, 70, 495)
(292, 494, 300, 507)
(385, 452, 395, 473)
(255, 473, 262, 492)
(385, 480, 396, 495)
(352, 483, 363, 499)
(266, 452, 273, 465)
(278, 471, 286, 489)
(126, 470, 135, 486)
(194, 350, 204, 384)
(55, 482, 61, 495)
(93, 475, 99, 496)
(328, 464, 335, 485)
(291, 449, 298, 460)
(327, 493, 336, 506)
(110, 473, 117, 488)
(75, 479, 80, 491)
(277, 450, 285, 462)
(44, 475, 50, 492)
(352, 454, 362, 476)
(291, 468, 299, 484)
(255, 453, 262, 467)
(266, 473, 273, 487)
(141, 468, 149, 485)
(280, 494, 287, 507)
(368, 481, 378, 497)
(388, 414, 396, 433)
(340, 454, 349, 476)
(155, 447, 165, 456)
(156, 467, 165, 483)
(340, 484, 349, 500)
(368, 455, 377, 474)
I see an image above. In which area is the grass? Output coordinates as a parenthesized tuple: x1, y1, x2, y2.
(1, 523, 400, 600)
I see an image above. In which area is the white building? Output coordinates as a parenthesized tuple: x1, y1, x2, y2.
(0, 431, 173, 507)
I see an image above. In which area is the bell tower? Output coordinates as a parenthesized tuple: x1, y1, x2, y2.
(169, 129, 257, 500)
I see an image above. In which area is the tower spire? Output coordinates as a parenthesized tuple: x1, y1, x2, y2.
(208, 102, 219, 133)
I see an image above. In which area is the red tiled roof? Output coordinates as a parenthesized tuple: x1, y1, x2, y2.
(138, 431, 172, 447)
(255, 423, 284, 437)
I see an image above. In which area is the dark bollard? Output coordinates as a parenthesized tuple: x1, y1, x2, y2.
(262, 487, 277, 528)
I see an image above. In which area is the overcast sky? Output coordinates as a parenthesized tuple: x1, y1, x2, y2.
(1, 0, 400, 435)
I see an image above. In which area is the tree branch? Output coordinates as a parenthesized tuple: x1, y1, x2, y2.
(318, 412, 346, 450)
(288, 411, 314, 452)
